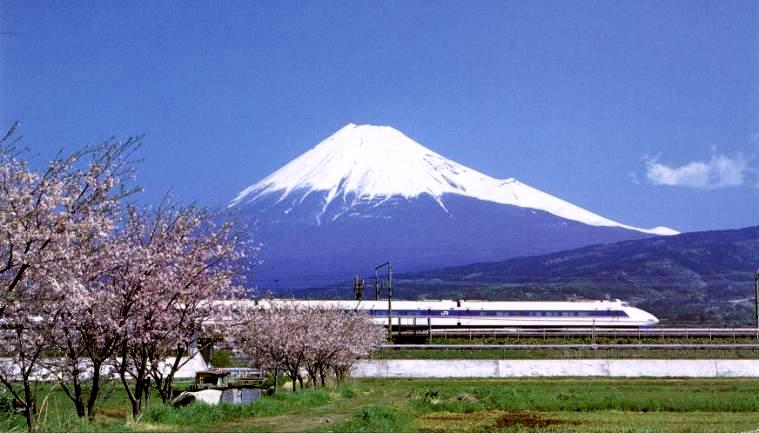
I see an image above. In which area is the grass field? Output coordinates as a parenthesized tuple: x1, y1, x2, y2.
(372, 347, 759, 359)
(374, 336, 759, 360)
(3, 378, 759, 432)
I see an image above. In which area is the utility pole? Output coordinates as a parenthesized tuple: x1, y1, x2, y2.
(375, 261, 392, 340)
(374, 269, 379, 301)
(353, 275, 364, 300)
(388, 262, 393, 339)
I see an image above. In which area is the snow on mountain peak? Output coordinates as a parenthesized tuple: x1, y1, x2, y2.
(230, 123, 677, 236)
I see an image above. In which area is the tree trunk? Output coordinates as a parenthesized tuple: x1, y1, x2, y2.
(273, 366, 279, 394)
(86, 361, 102, 420)
(59, 364, 85, 418)
(289, 370, 298, 392)
(72, 380, 85, 418)
(305, 366, 317, 388)
(157, 346, 184, 403)
(119, 346, 148, 418)
(119, 368, 141, 419)
(22, 378, 34, 433)
(144, 377, 150, 409)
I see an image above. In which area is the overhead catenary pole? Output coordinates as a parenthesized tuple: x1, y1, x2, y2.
(388, 262, 392, 298)
(353, 275, 364, 300)
(388, 261, 392, 338)
(375, 261, 392, 340)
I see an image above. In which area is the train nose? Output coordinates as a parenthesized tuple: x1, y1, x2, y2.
(647, 312, 659, 326)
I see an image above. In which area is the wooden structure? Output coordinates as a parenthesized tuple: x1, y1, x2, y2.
(191, 368, 266, 391)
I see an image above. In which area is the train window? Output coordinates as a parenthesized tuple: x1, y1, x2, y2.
(480, 311, 487, 316)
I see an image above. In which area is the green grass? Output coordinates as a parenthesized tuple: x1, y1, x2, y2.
(373, 347, 759, 359)
(398, 378, 759, 413)
(0, 381, 131, 433)
(4, 378, 759, 432)
(322, 379, 759, 433)
(141, 387, 332, 428)
(309, 404, 415, 433)
(375, 335, 759, 359)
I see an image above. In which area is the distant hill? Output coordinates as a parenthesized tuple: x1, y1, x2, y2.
(396, 225, 759, 326)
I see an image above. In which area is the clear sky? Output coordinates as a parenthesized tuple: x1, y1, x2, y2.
(1, 1, 757, 233)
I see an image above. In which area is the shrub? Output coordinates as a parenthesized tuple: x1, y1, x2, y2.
(210, 349, 234, 368)
(331, 405, 413, 433)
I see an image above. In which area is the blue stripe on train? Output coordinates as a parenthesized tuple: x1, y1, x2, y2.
(364, 309, 629, 318)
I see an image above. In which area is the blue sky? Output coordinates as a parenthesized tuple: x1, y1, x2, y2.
(1, 0, 757, 233)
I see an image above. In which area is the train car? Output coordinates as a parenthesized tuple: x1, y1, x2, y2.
(257, 299, 659, 328)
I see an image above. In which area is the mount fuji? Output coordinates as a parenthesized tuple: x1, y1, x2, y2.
(227, 124, 677, 289)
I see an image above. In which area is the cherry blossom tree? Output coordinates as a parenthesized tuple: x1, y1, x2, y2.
(0, 124, 139, 431)
(146, 206, 250, 404)
(233, 300, 385, 392)
(326, 309, 385, 384)
(48, 240, 132, 421)
(332, 313, 385, 383)
(0, 124, 253, 427)
(110, 201, 249, 417)
(233, 301, 307, 392)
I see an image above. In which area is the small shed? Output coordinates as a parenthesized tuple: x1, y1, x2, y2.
(177, 368, 266, 406)
(194, 369, 230, 389)
(192, 368, 266, 390)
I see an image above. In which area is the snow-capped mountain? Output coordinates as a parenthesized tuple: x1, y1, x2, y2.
(228, 123, 676, 289)
(232, 124, 674, 235)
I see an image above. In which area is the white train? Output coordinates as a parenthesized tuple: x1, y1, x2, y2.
(253, 299, 659, 328)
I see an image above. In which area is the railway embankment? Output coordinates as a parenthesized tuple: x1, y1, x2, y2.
(352, 359, 759, 378)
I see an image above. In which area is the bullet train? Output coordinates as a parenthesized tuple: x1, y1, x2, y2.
(251, 299, 659, 328)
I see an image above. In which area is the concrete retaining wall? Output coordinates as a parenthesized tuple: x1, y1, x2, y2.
(0, 352, 207, 381)
(352, 359, 759, 378)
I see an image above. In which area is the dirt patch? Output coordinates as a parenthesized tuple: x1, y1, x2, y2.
(424, 413, 467, 421)
(127, 422, 180, 432)
(97, 406, 127, 419)
(496, 412, 576, 428)
(418, 410, 494, 433)
(213, 412, 354, 433)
